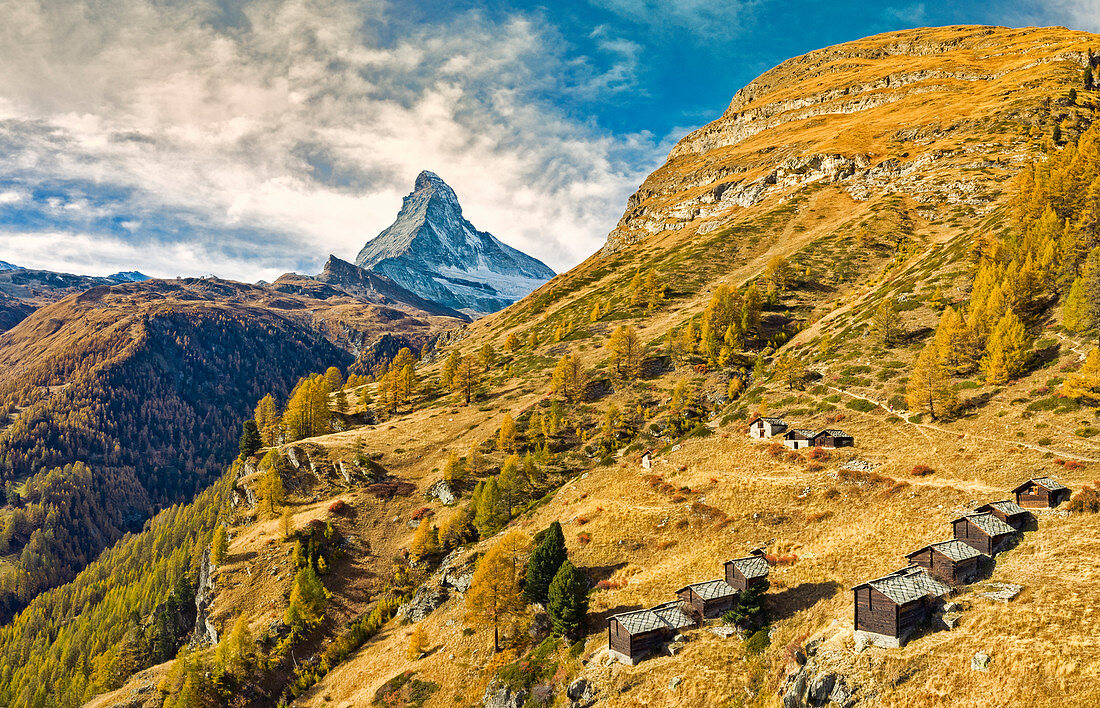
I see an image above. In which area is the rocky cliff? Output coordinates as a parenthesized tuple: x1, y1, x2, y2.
(355, 171, 555, 316)
(602, 25, 1098, 253)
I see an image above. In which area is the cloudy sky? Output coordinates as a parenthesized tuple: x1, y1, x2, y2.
(0, 0, 1096, 281)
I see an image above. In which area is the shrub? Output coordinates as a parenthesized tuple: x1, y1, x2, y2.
(1075, 426, 1099, 438)
(766, 442, 786, 458)
(910, 464, 934, 477)
(1067, 484, 1100, 513)
(328, 499, 348, 514)
(576, 532, 591, 545)
(845, 399, 877, 413)
(410, 507, 434, 521)
(807, 447, 831, 461)
(744, 629, 771, 656)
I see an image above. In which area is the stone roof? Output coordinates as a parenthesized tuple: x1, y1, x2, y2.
(785, 429, 817, 438)
(976, 500, 1029, 517)
(678, 579, 739, 601)
(727, 555, 770, 579)
(751, 417, 787, 426)
(611, 601, 695, 635)
(819, 429, 852, 438)
(907, 539, 983, 563)
(857, 566, 951, 605)
(959, 512, 1016, 537)
(1023, 477, 1068, 492)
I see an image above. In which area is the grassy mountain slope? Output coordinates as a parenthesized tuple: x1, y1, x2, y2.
(82, 24, 1100, 708)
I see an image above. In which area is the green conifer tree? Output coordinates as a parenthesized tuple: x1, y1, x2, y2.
(524, 521, 567, 605)
(547, 560, 589, 638)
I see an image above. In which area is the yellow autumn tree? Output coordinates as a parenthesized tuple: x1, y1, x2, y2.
(498, 414, 517, 452)
(551, 352, 587, 402)
(907, 341, 956, 419)
(933, 306, 969, 374)
(464, 531, 531, 652)
(607, 325, 643, 379)
(1061, 347, 1100, 405)
(981, 310, 1030, 384)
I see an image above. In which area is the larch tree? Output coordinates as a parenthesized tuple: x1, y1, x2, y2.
(479, 343, 498, 372)
(629, 271, 645, 307)
(474, 477, 508, 537)
(644, 268, 664, 309)
(1061, 347, 1100, 405)
(498, 414, 517, 452)
(763, 255, 789, 299)
(452, 353, 483, 405)
(443, 451, 465, 487)
(466, 444, 485, 478)
(261, 469, 285, 516)
(771, 353, 807, 390)
(211, 526, 228, 566)
(607, 326, 643, 379)
(323, 366, 344, 391)
(982, 310, 1030, 384)
(498, 454, 524, 515)
(505, 332, 521, 352)
(410, 521, 439, 563)
(284, 565, 329, 629)
(551, 353, 587, 402)
(528, 330, 539, 348)
(907, 341, 955, 419)
(464, 531, 531, 652)
(406, 625, 427, 660)
(254, 394, 280, 446)
(441, 351, 460, 389)
(933, 306, 969, 374)
(872, 299, 903, 347)
(547, 560, 589, 638)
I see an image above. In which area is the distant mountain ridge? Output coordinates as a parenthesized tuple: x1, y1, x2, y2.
(0, 261, 20, 271)
(355, 171, 555, 315)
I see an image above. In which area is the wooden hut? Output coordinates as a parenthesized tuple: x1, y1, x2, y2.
(905, 539, 982, 585)
(852, 566, 950, 648)
(812, 429, 854, 448)
(952, 512, 1017, 556)
(607, 601, 695, 665)
(973, 500, 1031, 530)
(724, 554, 770, 592)
(783, 429, 817, 450)
(1012, 477, 1071, 509)
(749, 417, 788, 439)
(676, 579, 739, 619)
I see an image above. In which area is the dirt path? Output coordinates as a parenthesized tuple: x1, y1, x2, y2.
(824, 385, 1100, 463)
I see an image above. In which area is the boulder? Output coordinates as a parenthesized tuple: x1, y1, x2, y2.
(971, 651, 992, 672)
(529, 610, 552, 642)
(483, 682, 527, 708)
(666, 641, 686, 656)
(398, 585, 449, 623)
(807, 673, 835, 704)
(428, 479, 458, 505)
(668, 676, 682, 691)
(567, 677, 597, 707)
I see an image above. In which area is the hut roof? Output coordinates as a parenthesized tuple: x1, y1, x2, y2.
(976, 500, 1029, 517)
(611, 601, 694, 635)
(677, 579, 739, 601)
(727, 555, 770, 579)
(907, 539, 983, 563)
(750, 417, 787, 425)
(819, 429, 852, 438)
(957, 512, 1016, 537)
(855, 566, 950, 605)
(1012, 477, 1068, 493)
(785, 429, 817, 438)
(651, 601, 696, 630)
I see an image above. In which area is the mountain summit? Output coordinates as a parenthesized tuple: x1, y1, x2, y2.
(355, 171, 555, 315)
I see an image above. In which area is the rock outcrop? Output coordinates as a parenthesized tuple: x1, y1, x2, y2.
(189, 548, 219, 648)
(355, 171, 555, 315)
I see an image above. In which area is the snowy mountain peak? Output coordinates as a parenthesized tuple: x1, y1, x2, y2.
(354, 171, 554, 316)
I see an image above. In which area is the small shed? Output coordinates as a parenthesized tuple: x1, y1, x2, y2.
(749, 417, 788, 439)
(783, 429, 817, 450)
(852, 566, 950, 648)
(724, 554, 770, 592)
(905, 539, 983, 585)
(676, 579, 739, 619)
(1012, 477, 1071, 509)
(813, 429, 854, 448)
(952, 512, 1017, 556)
(607, 601, 695, 665)
(974, 500, 1032, 530)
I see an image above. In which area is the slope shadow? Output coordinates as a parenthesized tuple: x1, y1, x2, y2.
(584, 562, 628, 586)
(765, 580, 842, 622)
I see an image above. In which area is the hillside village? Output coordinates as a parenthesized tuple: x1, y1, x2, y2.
(4, 23, 1100, 708)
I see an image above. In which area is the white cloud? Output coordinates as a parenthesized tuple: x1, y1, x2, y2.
(0, 0, 668, 280)
(1008, 0, 1100, 32)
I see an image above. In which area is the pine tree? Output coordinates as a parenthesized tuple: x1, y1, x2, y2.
(607, 326, 643, 379)
(238, 419, 261, 459)
(211, 526, 228, 566)
(907, 341, 955, 419)
(724, 582, 765, 629)
(524, 521, 566, 605)
(474, 477, 508, 537)
(464, 532, 530, 652)
(547, 560, 589, 638)
(498, 414, 517, 452)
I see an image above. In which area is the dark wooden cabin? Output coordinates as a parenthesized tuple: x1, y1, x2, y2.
(813, 429, 854, 448)
(676, 579, 739, 619)
(607, 601, 695, 664)
(905, 539, 982, 585)
(852, 566, 950, 648)
(783, 429, 817, 450)
(724, 554, 770, 592)
(748, 417, 788, 439)
(952, 512, 1017, 556)
(1012, 477, 1070, 509)
(974, 499, 1032, 530)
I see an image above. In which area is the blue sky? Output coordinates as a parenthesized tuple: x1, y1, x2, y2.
(0, 0, 1096, 281)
